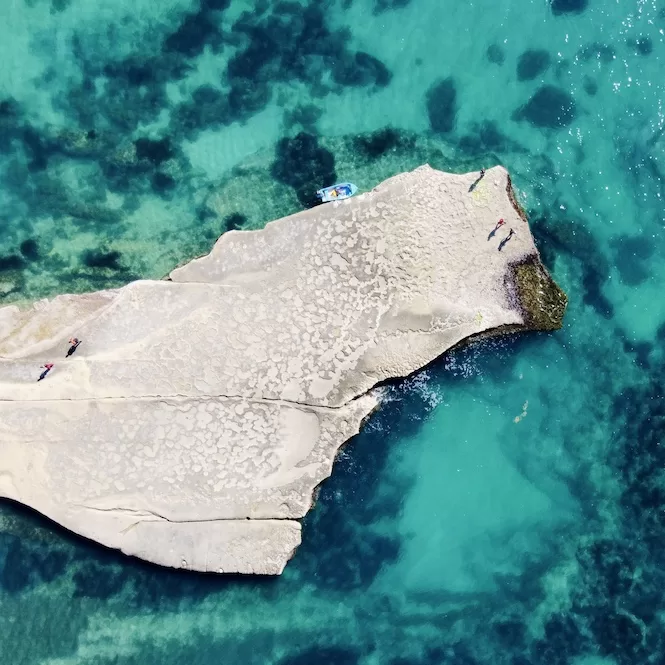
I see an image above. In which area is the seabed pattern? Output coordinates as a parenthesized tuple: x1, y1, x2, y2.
(0, 0, 664, 664)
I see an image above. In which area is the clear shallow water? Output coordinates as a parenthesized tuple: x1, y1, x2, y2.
(0, 0, 664, 663)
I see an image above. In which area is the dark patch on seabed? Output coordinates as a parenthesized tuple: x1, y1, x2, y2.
(163, 5, 224, 57)
(577, 42, 616, 64)
(611, 234, 653, 287)
(458, 120, 524, 157)
(224, 212, 247, 231)
(582, 76, 598, 96)
(1, 0, 395, 302)
(278, 646, 361, 665)
(516, 49, 551, 82)
(486, 43, 505, 65)
(296, 378, 432, 591)
(220, 1, 391, 123)
(531, 210, 614, 318)
(152, 171, 177, 197)
(81, 248, 124, 270)
(353, 127, 416, 160)
(19, 239, 40, 261)
(373, 0, 410, 14)
(0, 253, 26, 272)
(513, 85, 576, 129)
(550, 0, 588, 15)
(627, 36, 653, 56)
(271, 132, 336, 206)
(134, 138, 175, 166)
(24, 0, 72, 12)
(426, 77, 458, 133)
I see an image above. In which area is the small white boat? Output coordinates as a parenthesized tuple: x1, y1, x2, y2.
(317, 182, 358, 203)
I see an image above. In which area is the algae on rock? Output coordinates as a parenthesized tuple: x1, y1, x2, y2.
(510, 256, 567, 331)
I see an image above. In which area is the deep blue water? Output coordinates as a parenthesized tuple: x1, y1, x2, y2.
(1, 0, 664, 663)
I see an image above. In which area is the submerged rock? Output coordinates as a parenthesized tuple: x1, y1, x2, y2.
(332, 51, 392, 88)
(486, 44, 506, 65)
(426, 77, 457, 133)
(0, 166, 565, 575)
(271, 132, 336, 206)
(515, 85, 577, 129)
(551, 0, 588, 15)
(629, 36, 653, 56)
(516, 49, 551, 81)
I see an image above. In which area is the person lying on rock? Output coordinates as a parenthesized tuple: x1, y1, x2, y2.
(38, 363, 54, 382)
(66, 337, 81, 358)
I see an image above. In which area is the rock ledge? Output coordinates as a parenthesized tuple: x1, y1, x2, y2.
(0, 166, 565, 574)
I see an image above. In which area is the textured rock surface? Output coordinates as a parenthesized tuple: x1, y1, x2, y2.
(0, 165, 565, 574)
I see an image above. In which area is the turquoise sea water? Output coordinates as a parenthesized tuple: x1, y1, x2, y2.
(1, 0, 664, 663)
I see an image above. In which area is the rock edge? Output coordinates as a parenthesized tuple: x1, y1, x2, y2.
(0, 165, 565, 574)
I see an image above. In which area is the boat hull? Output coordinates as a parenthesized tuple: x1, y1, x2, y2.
(317, 182, 358, 203)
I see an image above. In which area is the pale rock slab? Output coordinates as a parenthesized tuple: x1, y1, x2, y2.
(0, 166, 565, 574)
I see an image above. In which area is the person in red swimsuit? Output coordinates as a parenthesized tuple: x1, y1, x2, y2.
(487, 218, 506, 241)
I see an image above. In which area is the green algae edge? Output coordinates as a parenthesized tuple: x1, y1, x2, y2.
(508, 255, 567, 331)
(505, 174, 567, 331)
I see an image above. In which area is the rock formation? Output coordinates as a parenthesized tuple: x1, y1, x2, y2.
(0, 165, 566, 574)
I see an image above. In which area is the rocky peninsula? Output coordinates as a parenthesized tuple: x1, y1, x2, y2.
(0, 166, 566, 575)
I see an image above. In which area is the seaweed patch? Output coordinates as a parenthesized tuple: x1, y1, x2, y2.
(271, 132, 336, 206)
(513, 85, 576, 129)
(426, 78, 457, 134)
(353, 127, 415, 160)
(516, 49, 551, 81)
(81, 248, 124, 271)
(551, 0, 588, 15)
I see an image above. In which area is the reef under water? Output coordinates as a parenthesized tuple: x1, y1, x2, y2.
(1, 0, 664, 663)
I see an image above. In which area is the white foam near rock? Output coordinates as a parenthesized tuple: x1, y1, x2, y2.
(0, 165, 565, 574)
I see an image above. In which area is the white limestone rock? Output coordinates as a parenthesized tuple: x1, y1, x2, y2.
(0, 166, 565, 574)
